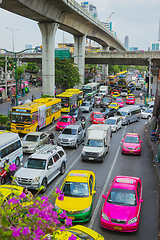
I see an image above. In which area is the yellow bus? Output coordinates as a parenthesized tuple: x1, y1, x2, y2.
(11, 98, 61, 134)
(108, 75, 117, 85)
(65, 88, 83, 106)
(56, 92, 78, 113)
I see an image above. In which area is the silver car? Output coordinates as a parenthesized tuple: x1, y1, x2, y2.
(79, 101, 92, 112)
(57, 125, 85, 148)
(141, 109, 153, 119)
(22, 132, 49, 153)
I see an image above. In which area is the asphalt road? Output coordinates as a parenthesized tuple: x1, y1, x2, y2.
(3, 88, 159, 240)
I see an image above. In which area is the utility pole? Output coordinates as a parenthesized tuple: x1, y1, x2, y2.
(148, 57, 152, 97)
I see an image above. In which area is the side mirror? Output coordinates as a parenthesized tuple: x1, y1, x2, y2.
(105, 144, 107, 147)
(139, 199, 143, 203)
(121, 139, 124, 142)
(140, 140, 143, 143)
(82, 143, 85, 146)
(20, 163, 23, 166)
(92, 190, 96, 195)
(102, 194, 107, 199)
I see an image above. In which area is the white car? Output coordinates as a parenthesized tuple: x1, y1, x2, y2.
(14, 144, 67, 193)
(121, 89, 128, 97)
(104, 116, 122, 132)
(22, 132, 49, 153)
(141, 109, 153, 119)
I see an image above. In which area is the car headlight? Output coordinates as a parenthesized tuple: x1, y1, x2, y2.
(128, 217, 138, 224)
(122, 146, 127, 149)
(57, 138, 61, 142)
(136, 147, 141, 150)
(82, 206, 91, 213)
(54, 204, 60, 211)
(99, 152, 103, 157)
(32, 176, 40, 183)
(102, 212, 109, 221)
(69, 139, 75, 142)
(81, 150, 86, 155)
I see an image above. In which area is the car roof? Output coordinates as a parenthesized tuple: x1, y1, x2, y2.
(64, 125, 81, 129)
(61, 115, 71, 118)
(112, 175, 140, 190)
(65, 170, 94, 183)
(93, 112, 102, 114)
(0, 185, 23, 197)
(125, 133, 139, 137)
(26, 132, 45, 136)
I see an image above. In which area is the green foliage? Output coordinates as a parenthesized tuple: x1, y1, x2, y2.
(25, 62, 39, 73)
(0, 115, 8, 124)
(55, 58, 81, 88)
(0, 55, 15, 71)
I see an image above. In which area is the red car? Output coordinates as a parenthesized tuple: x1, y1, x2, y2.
(100, 175, 143, 232)
(90, 112, 105, 124)
(126, 97, 135, 105)
(55, 116, 76, 130)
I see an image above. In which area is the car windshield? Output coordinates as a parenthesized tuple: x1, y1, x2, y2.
(145, 109, 152, 113)
(62, 181, 89, 197)
(62, 128, 77, 135)
(107, 188, 137, 206)
(94, 114, 103, 118)
(86, 139, 103, 147)
(101, 108, 110, 113)
(24, 158, 46, 170)
(103, 99, 110, 102)
(59, 117, 70, 123)
(116, 99, 122, 102)
(124, 136, 139, 143)
(105, 119, 116, 125)
(116, 111, 127, 116)
(122, 90, 128, 92)
(70, 109, 78, 114)
(82, 102, 89, 106)
(68, 229, 94, 240)
(23, 135, 39, 142)
(110, 104, 117, 107)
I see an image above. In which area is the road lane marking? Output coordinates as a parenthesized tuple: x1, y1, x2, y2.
(88, 125, 127, 229)
(46, 154, 81, 197)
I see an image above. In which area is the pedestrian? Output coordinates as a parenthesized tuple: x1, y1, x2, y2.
(140, 91, 143, 100)
(31, 94, 34, 102)
(41, 91, 43, 97)
(36, 83, 37, 88)
(23, 188, 33, 198)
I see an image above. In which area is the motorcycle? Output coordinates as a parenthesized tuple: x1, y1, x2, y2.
(48, 138, 54, 145)
(81, 120, 86, 129)
(11, 98, 15, 105)
(0, 167, 15, 184)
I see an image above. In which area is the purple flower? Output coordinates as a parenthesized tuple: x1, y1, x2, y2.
(8, 198, 20, 205)
(58, 193, 64, 201)
(52, 211, 58, 218)
(29, 208, 35, 215)
(65, 217, 72, 226)
(55, 187, 62, 194)
(68, 235, 77, 240)
(41, 196, 48, 202)
(22, 227, 30, 236)
(34, 226, 44, 238)
(11, 227, 22, 237)
(60, 225, 65, 231)
(19, 192, 26, 199)
(60, 211, 67, 219)
(9, 164, 17, 171)
(54, 219, 60, 225)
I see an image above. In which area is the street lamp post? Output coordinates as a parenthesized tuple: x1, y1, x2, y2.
(6, 28, 19, 52)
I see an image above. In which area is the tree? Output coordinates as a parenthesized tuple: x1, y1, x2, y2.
(15, 65, 25, 93)
(25, 62, 39, 73)
(55, 58, 81, 89)
(0, 55, 14, 72)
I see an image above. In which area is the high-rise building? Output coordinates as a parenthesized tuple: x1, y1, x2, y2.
(124, 36, 129, 50)
(129, 47, 138, 51)
(81, 2, 98, 18)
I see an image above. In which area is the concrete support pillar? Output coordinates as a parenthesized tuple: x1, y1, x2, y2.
(74, 35, 86, 87)
(152, 74, 158, 96)
(101, 46, 109, 81)
(38, 22, 59, 96)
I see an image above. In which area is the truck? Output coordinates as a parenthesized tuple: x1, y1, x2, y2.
(99, 86, 108, 96)
(81, 124, 111, 162)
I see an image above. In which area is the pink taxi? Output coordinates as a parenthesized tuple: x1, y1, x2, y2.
(55, 115, 76, 130)
(126, 97, 135, 105)
(115, 98, 124, 108)
(100, 175, 143, 232)
(121, 133, 142, 155)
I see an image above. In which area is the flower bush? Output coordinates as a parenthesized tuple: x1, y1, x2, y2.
(0, 164, 74, 239)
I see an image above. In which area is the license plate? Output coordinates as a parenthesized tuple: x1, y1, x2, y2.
(114, 226, 122, 230)
(68, 216, 75, 220)
(89, 157, 94, 160)
(129, 151, 134, 153)
(120, 117, 122, 119)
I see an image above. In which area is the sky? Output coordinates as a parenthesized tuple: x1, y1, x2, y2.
(0, 0, 160, 52)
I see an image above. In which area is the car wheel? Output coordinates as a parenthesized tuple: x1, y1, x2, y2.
(75, 141, 78, 149)
(15, 157, 20, 167)
(101, 156, 104, 163)
(41, 179, 47, 193)
(137, 117, 140, 122)
(60, 162, 66, 175)
(127, 120, 130, 125)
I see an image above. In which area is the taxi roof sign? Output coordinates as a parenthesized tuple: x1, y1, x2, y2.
(116, 179, 134, 184)
(70, 173, 87, 177)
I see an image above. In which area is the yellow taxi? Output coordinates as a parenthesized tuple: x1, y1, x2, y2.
(127, 87, 131, 93)
(0, 130, 10, 134)
(54, 170, 96, 223)
(108, 102, 119, 110)
(44, 225, 104, 239)
(112, 92, 120, 99)
(0, 185, 32, 206)
(126, 93, 135, 99)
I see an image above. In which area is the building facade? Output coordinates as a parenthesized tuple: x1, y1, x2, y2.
(150, 42, 160, 51)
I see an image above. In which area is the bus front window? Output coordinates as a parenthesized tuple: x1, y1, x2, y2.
(11, 113, 31, 124)
(61, 98, 69, 108)
(83, 88, 92, 94)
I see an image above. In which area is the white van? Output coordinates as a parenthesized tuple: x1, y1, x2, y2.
(99, 86, 108, 96)
(116, 105, 141, 125)
(0, 132, 23, 168)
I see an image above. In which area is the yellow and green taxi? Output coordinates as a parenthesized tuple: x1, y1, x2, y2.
(108, 102, 119, 110)
(112, 92, 120, 99)
(44, 225, 104, 239)
(0, 185, 31, 206)
(54, 170, 96, 223)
